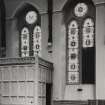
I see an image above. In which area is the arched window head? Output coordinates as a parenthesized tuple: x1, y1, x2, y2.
(63, 0, 96, 84)
(68, 20, 79, 49)
(15, 3, 42, 57)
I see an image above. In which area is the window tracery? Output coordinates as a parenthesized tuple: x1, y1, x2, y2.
(66, 1, 95, 84)
(74, 3, 88, 17)
(19, 9, 41, 57)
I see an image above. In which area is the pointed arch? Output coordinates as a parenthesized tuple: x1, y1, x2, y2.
(62, 0, 95, 24)
(13, 2, 40, 18)
(14, 2, 42, 57)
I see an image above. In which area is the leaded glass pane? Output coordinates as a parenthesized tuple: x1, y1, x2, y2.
(68, 55, 78, 64)
(67, 20, 79, 83)
(68, 49, 79, 56)
(68, 55, 79, 70)
(21, 51, 29, 57)
(74, 3, 88, 17)
(21, 27, 29, 57)
(68, 21, 78, 37)
(68, 20, 78, 28)
(83, 33, 94, 40)
(68, 63, 79, 72)
(68, 20, 79, 49)
(68, 49, 79, 72)
(68, 39, 78, 48)
(83, 39, 94, 47)
(83, 27, 94, 35)
(25, 11, 37, 24)
(67, 72, 79, 83)
(33, 26, 41, 56)
(21, 27, 29, 34)
(83, 18, 94, 27)
(83, 18, 94, 48)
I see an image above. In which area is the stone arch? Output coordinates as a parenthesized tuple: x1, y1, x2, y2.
(13, 2, 40, 18)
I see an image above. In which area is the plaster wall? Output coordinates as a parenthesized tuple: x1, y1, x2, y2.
(96, 5, 105, 99)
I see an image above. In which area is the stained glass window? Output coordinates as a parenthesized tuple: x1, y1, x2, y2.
(67, 20, 79, 83)
(65, 0, 95, 84)
(19, 8, 41, 57)
(21, 27, 29, 57)
(21, 25, 42, 57)
(33, 26, 42, 56)
(83, 18, 94, 48)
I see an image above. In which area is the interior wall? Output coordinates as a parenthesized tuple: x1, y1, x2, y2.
(96, 4, 105, 99)
(4, 0, 105, 101)
(6, 19, 19, 57)
(52, 12, 66, 100)
(41, 14, 53, 62)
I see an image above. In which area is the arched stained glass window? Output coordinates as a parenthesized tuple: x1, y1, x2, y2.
(21, 27, 29, 57)
(33, 26, 41, 56)
(63, 0, 96, 84)
(16, 4, 41, 57)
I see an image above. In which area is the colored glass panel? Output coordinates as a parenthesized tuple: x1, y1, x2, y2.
(68, 72, 79, 83)
(67, 20, 79, 83)
(74, 3, 88, 17)
(21, 27, 29, 57)
(33, 26, 41, 56)
(83, 18, 94, 48)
